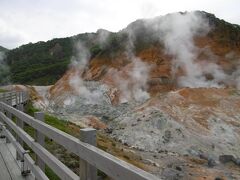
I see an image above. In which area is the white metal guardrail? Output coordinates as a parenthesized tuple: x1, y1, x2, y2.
(0, 92, 160, 180)
(0, 91, 28, 106)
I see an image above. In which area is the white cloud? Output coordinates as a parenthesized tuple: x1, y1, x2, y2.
(0, 0, 239, 49)
(0, 18, 28, 49)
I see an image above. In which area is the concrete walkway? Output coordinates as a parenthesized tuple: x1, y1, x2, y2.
(0, 138, 33, 180)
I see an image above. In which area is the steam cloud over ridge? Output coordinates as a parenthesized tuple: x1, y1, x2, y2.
(68, 41, 108, 105)
(69, 28, 152, 104)
(146, 11, 227, 88)
(113, 25, 152, 103)
(68, 11, 240, 105)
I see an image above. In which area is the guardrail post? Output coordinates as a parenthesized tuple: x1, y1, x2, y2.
(0, 123, 4, 138)
(0, 101, 5, 138)
(5, 100, 12, 143)
(16, 104, 25, 160)
(15, 92, 18, 106)
(17, 91, 20, 105)
(9, 92, 13, 106)
(34, 112, 45, 173)
(19, 92, 21, 104)
(79, 128, 97, 180)
(21, 92, 23, 103)
(22, 91, 27, 103)
(0, 105, 3, 137)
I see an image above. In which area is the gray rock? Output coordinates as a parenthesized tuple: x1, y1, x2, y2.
(199, 153, 209, 160)
(208, 158, 216, 167)
(219, 155, 234, 164)
(187, 149, 199, 156)
(105, 128, 113, 134)
(233, 158, 240, 166)
(163, 130, 172, 143)
(131, 123, 137, 127)
(175, 166, 182, 171)
(199, 153, 216, 167)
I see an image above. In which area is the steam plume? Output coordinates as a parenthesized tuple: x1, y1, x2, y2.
(68, 32, 111, 105)
(111, 57, 151, 103)
(68, 11, 240, 105)
(69, 41, 100, 104)
(112, 26, 151, 103)
(156, 12, 227, 88)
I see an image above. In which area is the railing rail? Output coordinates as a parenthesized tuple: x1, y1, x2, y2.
(0, 91, 28, 106)
(0, 91, 159, 180)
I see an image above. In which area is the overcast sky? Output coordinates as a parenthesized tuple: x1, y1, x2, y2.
(0, 0, 239, 49)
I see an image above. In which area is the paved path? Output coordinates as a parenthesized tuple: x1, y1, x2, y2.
(0, 138, 34, 180)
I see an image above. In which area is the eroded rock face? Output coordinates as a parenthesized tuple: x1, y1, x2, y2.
(109, 107, 187, 152)
(108, 88, 240, 158)
(33, 84, 240, 161)
(9, 85, 239, 179)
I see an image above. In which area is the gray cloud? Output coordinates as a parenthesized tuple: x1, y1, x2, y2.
(0, 0, 239, 49)
(0, 18, 27, 49)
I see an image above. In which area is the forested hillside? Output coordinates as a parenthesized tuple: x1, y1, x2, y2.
(3, 29, 130, 85)
(0, 46, 8, 52)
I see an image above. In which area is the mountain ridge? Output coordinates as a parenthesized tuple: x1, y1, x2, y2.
(0, 45, 8, 52)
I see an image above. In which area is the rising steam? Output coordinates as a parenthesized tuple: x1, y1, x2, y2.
(120, 11, 240, 90)
(111, 57, 151, 103)
(69, 28, 151, 104)
(152, 11, 227, 88)
(112, 26, 152, 103)
(68, 41, 104, 105)
(67, 31, 113, 105)
(68, 11, 240, 105)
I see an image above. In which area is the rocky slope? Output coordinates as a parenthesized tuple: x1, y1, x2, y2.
(110, 88, 240, 155)
(48, 12, 240, 103)
(2, 84, 240, 179)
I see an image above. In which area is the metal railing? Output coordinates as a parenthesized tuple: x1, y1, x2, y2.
(0, 91, 159, 180)
(0, 91, 28, 106)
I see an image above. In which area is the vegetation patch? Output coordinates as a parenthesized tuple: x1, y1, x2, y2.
(0, 89, 7, 93)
